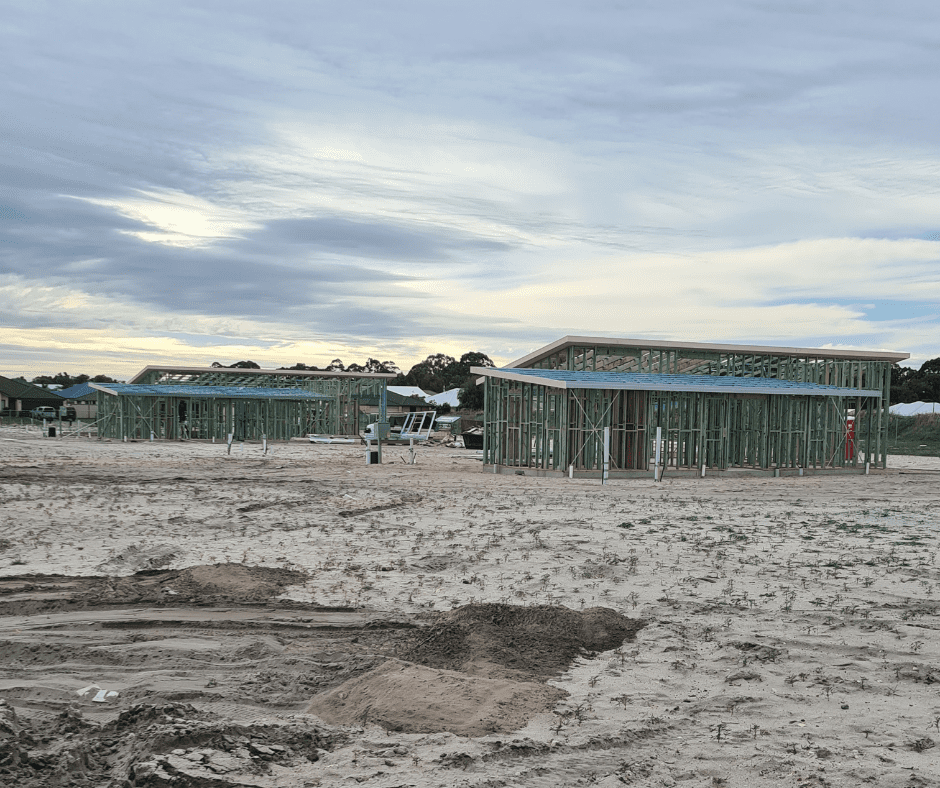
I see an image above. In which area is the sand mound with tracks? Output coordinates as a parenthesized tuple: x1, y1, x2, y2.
(308, 604, 643, 735)
(307, 659, 567, 736)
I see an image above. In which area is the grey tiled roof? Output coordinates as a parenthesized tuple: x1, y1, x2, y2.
(0, 375, 64, 401)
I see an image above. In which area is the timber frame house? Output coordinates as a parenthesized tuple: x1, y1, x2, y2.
(93, 365, 395, 441)
(473, 337, 908, 478)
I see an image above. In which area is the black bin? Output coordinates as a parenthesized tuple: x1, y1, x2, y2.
(48, 426, 56, 437)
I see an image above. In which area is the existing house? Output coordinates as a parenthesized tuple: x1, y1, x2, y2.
(427, 388, 461, 408)
(387, 386, 432, 401)
(0, 376, 64, 415)
(472, 336, 908, 477)
(57, 382, 100, 420)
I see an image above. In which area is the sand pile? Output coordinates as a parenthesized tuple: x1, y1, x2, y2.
(307, 659, 567, 736)
(403, 602, 645, 680)
(308, 604, 643, 735)
(88, 563, 309, 606)
(169, 563, 308, 601)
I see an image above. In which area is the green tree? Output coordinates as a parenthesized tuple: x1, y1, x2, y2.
(364, 358, 400, 374)
(403, 351, 495, 394)
(891, 358, 940, 404)
(459, 351, 495, 369)
(212, 360, 260, 369)
(403, 354, 454, 392)
(458, 379, 484, 410)
(31, 372, 106, 388)
(280, 362, 320, 371)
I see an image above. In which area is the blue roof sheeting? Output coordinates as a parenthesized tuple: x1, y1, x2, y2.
(476, 368, 882, 398)
(58, 382, 98, 400)
(91, 383, 331, 401)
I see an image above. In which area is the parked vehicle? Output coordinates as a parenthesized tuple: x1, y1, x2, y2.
(29, 406, 76, 422)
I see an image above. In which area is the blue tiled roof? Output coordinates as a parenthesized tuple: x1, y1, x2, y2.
(479, 368, 882, 398)
(91, 384, 331, 401)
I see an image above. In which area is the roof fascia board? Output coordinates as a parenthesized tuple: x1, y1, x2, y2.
(91, 383, 330, 400)
(128, 365, 397, 383)
(508, 336, 910, 367)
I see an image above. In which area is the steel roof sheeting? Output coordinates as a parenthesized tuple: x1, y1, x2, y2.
(90, 383, 332, 401)
(471, 368, 882, 398)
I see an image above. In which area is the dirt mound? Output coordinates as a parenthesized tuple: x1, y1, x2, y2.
(307, 604, 642, 737)
(0, 564, 310, 613)
(307, 659, 567, 736)
(169, 563, 308, 601)
(403, 603, 645, 680)
(99, 563, 309, 606)
(0, 699, 337, 788)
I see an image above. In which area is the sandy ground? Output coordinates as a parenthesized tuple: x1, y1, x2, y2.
(2, 423, 940, 787)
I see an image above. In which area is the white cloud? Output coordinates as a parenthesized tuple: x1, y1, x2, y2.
(76, 190, 259, 248)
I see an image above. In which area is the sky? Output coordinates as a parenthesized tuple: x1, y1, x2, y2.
(2, 1, 938, 380)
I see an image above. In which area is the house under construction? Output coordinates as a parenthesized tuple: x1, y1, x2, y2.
(472, 337, 908, 477)
(93, 365, 396, 441)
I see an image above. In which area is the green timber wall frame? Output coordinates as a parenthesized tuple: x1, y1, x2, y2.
(482, 380, 878, 475)
(520, 339, 902, 470)
(95, 392, 332, 441)
(480, 337, 909, 474)
(127, 365, 394, 436)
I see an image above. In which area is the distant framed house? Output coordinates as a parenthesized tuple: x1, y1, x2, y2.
(92, 365, 397, 440)
(91, 383, 332, 441)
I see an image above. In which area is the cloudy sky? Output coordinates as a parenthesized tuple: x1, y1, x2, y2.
(2, 1, 938, 379)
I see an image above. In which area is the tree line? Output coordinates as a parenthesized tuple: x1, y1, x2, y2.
(217, 351, 495, 409)
(21, 372, 119, 388)
(285, 352, 494, 409)
(21, 352, 496, 409)
(891, 358, 940, 404)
